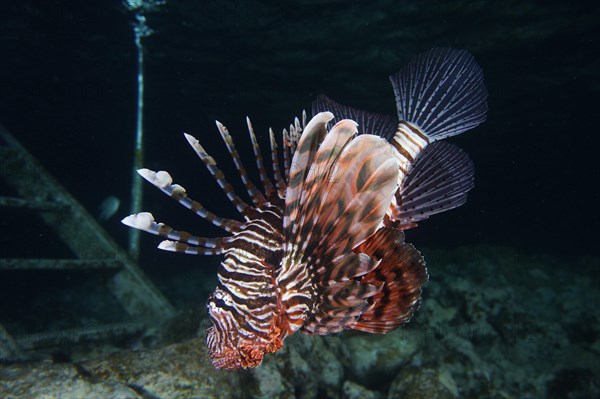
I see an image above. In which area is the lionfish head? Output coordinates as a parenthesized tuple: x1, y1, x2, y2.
(205, 287, 284, 370)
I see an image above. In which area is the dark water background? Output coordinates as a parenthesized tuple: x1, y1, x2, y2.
(0, 0, 598, 336)
(0, 2, 599, 397)
(1, 1, 598, 262)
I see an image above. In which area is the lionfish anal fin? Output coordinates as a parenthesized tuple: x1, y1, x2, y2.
(391, 141, 474, 226)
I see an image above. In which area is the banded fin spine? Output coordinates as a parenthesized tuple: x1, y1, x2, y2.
(121, 212, 228, 255)
(216, 121, 267, 207)
(269, 127, 287, 199)
(137, 168, 242, 233)
(246, 117, 276, 199)
(184, 133, 252, 218)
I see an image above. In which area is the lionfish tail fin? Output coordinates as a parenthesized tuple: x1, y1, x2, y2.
(390, 47, 488, 140)
(351, 227, 428, 333)
(391, 141, 475, 226)
(312, 94, 398, 140)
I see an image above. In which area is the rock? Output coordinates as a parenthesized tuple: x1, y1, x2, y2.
(342, 380, 382, 399)
(0, 361, 141, 399)
(342, 329, 420, 384)
(388, 367, 458, 399)
(83, 338, 241, 398)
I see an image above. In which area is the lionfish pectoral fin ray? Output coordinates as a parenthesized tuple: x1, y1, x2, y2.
(350, 227, 428, 333)
(312, 134, 400, 260)
(390, 47, 488, 140)
(283, 111, 333, 240)
(302, 252, 381, 335)
(215, 121, 267, 207)
(293, 119, 358, 246)
(121, 212, 228, 254)
(137, 168, 242, 233)
(312, 94, 398, 140)
(184, 133, 252, 218)
(389, 141, 474, 226)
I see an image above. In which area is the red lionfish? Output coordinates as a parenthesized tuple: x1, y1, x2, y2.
(122, 48, 487, 370)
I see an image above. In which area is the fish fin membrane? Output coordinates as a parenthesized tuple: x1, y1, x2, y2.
(390, 47, 488, 140)
(280, 116, 399, 312)
(285, 122, 399, 266)
(350, 227, 428, 333)
(301, 252, 381, 335)
(392, 141, 474, 225)
(312, 94, 398, 140)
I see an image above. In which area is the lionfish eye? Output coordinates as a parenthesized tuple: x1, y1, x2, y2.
(213, 297, 226, 308)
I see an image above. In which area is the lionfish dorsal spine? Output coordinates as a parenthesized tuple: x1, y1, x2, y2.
(215, 120, 267, 207)
(121, 212, 229, 255)
(183, 133, 251, 218)
(246, 117, 276, 199)
(268, 127, 287, 200)
(136, 168, 242, 233)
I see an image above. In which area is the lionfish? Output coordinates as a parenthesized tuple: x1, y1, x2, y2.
(123, 48, 487, 370)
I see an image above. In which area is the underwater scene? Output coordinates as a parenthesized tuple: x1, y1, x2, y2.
(0, 1, 599, 398)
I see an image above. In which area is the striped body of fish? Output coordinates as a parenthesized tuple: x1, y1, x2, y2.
(123, 48, 487, 370)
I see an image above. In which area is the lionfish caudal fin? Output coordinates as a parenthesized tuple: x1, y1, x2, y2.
(122, 116, 302, 255)
(278, 112, 403, 334)
(312, 48, 487, 228)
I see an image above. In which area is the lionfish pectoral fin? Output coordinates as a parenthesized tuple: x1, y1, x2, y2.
(283, 111, 333, 237)
(389, 141, 474, 226)
(350, 227, 428, 333)
(312, 94, 398, 140)
(313, 133, 400, 259)
(390, 48, 488, 140)
(302, 252, 381, 335)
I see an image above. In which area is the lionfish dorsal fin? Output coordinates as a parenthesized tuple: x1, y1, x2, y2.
(136, 168, 242, 233)
(122, 212, 229, 256)
(246, 117, 276, 199)
(184, 133, 251, 218)
(268, 127, 287, 199)
(312, 94, 398, 140)
(215, 121, 267, 207)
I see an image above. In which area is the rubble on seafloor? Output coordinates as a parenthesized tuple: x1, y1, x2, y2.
(1, 246, 599, 398)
